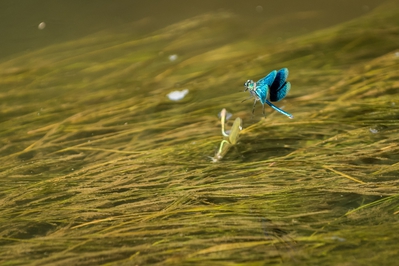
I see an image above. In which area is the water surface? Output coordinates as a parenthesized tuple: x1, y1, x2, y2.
(1, 1, 399, 265)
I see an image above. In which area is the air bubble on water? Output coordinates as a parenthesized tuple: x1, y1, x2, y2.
(369, 128, 379, 134)
(169, 54, 178, 62)
(167, 89, 189, 101)
(330, 235, 346, 242)
(38, 22, 46, 30)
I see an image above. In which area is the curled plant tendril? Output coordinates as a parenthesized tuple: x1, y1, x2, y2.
(210, 108, 242, 162)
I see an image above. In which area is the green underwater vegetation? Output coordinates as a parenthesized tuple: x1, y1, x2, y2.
(0, 1, 399, 265)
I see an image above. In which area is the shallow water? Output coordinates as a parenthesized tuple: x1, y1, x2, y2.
(1, 1, 399, 265)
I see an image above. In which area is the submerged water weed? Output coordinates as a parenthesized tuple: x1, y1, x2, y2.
(211, 108, 242, 162)
(1, 3, 399, 265)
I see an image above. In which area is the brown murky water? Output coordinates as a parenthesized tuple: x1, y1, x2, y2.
(0, 0, 385, 61)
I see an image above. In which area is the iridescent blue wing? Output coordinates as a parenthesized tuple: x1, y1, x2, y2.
(270, 68, 290, 102)
(271, 68, 289, 89)
(255, 70, 277, 104)
(257, 70, 277, 89)
(270, 82, 291, 102)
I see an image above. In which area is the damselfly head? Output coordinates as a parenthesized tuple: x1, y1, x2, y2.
(244, 80, 254, 91)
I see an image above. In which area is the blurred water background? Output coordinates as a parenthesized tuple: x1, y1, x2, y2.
(1, 0, 399, 265)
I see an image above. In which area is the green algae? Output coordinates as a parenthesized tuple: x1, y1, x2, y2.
(0, 2, 399, 265)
